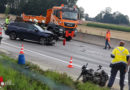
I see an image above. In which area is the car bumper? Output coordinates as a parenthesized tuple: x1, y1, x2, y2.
(45, 35, 56, 44)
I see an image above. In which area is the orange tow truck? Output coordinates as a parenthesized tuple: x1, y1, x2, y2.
(22, 4, 78, 41)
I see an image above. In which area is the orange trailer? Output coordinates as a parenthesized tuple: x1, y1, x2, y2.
(22, 13, 46, 24)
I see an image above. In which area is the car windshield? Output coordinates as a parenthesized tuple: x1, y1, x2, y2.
(62, 11, 77, 20)
(34, 24, 44, 32)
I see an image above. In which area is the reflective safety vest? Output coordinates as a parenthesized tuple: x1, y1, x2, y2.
(111, 46, 130, 64)
(106, 31, 110, 41)
(5, 18, 10, 24)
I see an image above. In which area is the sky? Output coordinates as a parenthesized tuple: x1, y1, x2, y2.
(77, 0, 130, 18)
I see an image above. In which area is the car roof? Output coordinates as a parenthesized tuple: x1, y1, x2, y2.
(10, 22, 34, 26)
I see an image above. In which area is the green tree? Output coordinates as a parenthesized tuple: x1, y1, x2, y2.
(85, 13, 89, 20)
(113, 12, 129, 24)
(78, 7, 85, 19)
(95, 11, 104, 22)
(94, 7, 130, 25)
(0, 0, 7, 13)
(4, 4, 10, 16)
(4, 0, 78, 15)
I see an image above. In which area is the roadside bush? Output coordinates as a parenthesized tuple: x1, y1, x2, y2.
(87, 22, 130, 32)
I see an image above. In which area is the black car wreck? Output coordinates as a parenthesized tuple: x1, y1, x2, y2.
(5, 22, 56, 45)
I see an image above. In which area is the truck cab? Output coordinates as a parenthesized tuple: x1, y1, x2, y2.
(46, 4, 78, 41)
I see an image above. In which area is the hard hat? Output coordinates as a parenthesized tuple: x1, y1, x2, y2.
(119, 41, 125, 46)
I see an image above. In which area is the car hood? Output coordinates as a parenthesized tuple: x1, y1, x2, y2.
(42, 30, 53, 34)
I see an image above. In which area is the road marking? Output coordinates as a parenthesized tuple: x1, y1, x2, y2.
(2, 42, 81, 67)
(2, 42, 128, 82)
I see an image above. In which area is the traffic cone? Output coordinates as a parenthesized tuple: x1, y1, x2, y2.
(18, 44, 25, 65)
(68, 56, 73, 68)
(19, 44, 24, 54)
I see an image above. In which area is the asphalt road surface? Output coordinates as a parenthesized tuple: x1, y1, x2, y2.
(0, 21, 128, 89)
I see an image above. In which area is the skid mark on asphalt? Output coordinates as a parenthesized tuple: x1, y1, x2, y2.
(2, 42, 128, 82)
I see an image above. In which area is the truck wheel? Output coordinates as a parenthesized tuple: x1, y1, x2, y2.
(39, 37, 45, 45)
(66, 37, 72, 41)
(9, 32, 17, 40)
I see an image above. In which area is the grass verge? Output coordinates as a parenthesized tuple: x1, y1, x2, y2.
(0, 57, 49, 90)
(87, 22, 130, 32)
(0, 53, 109, 90)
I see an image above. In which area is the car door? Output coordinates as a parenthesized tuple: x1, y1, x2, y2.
(17, 23, 29, 39)
(26, 24, 40, 41)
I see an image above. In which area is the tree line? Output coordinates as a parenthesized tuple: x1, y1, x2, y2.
(0, 0, 77, 16)
(85, 7, 130, 25)
(1, 0, 129, 25)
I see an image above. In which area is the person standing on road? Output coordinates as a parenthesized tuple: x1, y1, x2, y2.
(104, 30, 111, 49)
(126, 57, 130, 90)
(4, 16, 10, 31)
(107, 41, 130, 90)
(5, 16, 10, 25)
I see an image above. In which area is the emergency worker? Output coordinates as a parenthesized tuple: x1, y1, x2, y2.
(4, 16, 10, 31)
(107, 41, 130, 90)
(5, 16, 10, 25)
(104, 30, 111, 49)
(127, 58, 130, 90)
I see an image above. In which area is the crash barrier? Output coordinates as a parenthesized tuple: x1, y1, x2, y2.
(77, 63, 109, 87)
(18, 44, 25, 64)
(68, 56, 73, 68)
(0, 58, 73, 90)
(77, 29, 88, 41)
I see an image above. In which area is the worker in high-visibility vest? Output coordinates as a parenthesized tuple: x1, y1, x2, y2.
(5, 16, 10, 25)
(4, 16, 10, 31)
(107, 41, 130, 90)
(127, 57, 130, 90)
(104, 30, 111, 49)
(126, 54, 130, 90)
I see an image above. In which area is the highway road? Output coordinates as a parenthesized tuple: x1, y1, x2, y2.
(0, 20, 128, 89)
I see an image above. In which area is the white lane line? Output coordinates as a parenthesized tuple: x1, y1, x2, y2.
(2, 42, 81, 68)
(2, 42, 128, 82)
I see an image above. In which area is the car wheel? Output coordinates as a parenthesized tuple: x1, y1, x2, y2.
(39, 37, 45, 45)
(9, 32, 17, 40)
